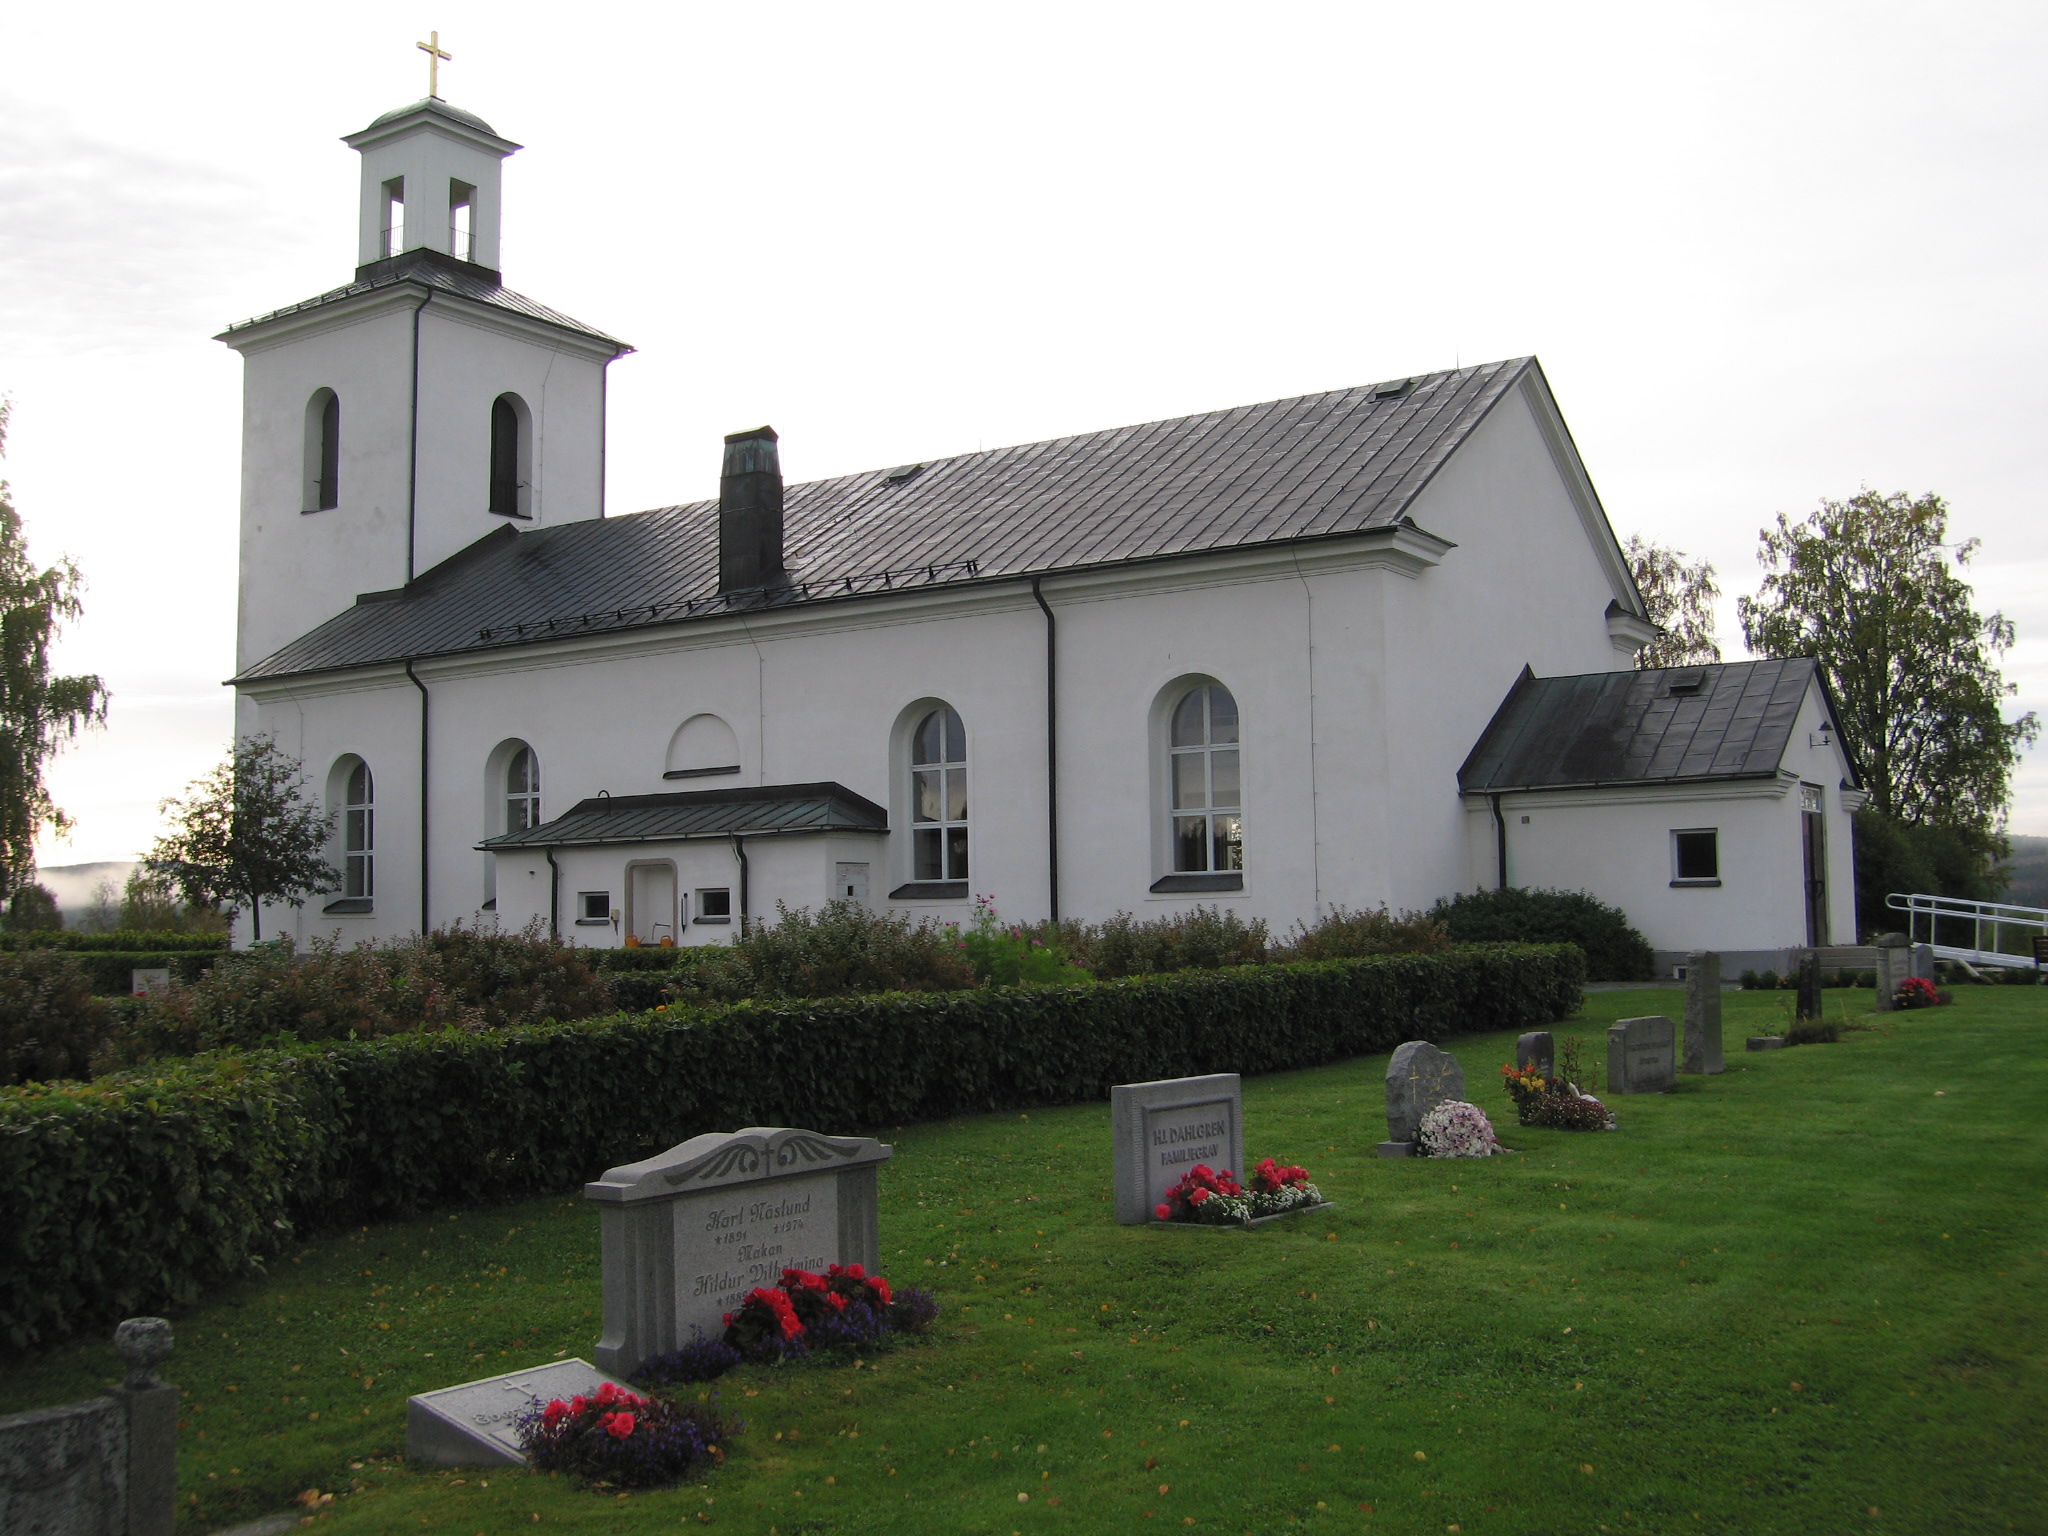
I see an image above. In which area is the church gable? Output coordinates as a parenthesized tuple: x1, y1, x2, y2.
(238, 358, 1540, 682)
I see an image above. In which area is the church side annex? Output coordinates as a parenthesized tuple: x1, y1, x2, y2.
(223, 96, 1860, 969)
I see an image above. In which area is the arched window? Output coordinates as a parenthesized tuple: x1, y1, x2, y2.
(489, 394, 530, 517)
(664, 714, 741, 779)
(910, 705, 968, 882)
(504, 745, 541, 833)
(1168, 684, 1241, 874)
(342, 759, 375, 900)
(304, 389, 340, 512)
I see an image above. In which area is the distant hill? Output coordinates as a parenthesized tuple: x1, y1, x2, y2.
(35, 861, 138, 923)
(2005, 835, 2048, 910)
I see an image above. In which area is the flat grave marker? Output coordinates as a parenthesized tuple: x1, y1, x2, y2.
(407, 1358, 629, 1469)
(1111, 1074, 1244, 1225)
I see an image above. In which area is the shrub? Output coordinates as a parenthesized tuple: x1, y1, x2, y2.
(515, 1380, 736, 1488)
(0, 930, 230, 953)
(1786, 1018, 1842, 1044)
(1430, 888, 1654, 982)
(0, 942, 1581, 1347)
(1041, 907, 1269, 979)
(1270, 906, 1450, 963)
(0, 950, 113, 1085)
(674, 901, 977, 1002)
(958, 898, 1087, 987)
(108, 923, 612, 1062)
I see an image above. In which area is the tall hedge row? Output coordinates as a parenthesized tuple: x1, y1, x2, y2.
(0, 944, 1580, 1349)
(0, 932, 230, 953)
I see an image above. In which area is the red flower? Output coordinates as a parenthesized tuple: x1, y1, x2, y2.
(828, 1292, 848, 1311)
(604, 1411, 636, 1440)
(872, 1278, 892, 1305)
(1155, 1202, 1172, 1220)
(1189, 1187, 1211, 1205)
(541, 1399, 569, 1426)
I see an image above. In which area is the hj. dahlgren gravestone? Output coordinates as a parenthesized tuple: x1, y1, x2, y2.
(1112, 1074, 1244, 1224)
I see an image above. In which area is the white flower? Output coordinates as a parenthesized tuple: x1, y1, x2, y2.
(1418, 1100, 1503, 1158)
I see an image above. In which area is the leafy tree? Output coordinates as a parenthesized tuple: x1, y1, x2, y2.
(2, 883, 62, 933)
(1624, 534, 1721, 669)
(1737, 490, 2038, 836)
(0, 399, 109, 896)
(117, 866, 227, 934)
(143, 736, 339, 941)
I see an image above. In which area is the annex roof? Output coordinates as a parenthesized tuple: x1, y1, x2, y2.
(1458, 658, 1847, 794)
(240, 356, 1558, 683)
(477, 782, 888, 850)
(217, 248, 626, 351)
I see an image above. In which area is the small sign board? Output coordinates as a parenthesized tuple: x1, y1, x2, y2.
(407, 1358, 629, 1468)
(130, 968, 171, 997)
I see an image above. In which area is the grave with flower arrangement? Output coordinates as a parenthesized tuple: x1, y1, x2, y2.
(407, 1358, 635, 1468)
(583, 1125, 892, 1376)
(1111, 1074, 1245, 1225)
(1379, 1040, 1465, 1157)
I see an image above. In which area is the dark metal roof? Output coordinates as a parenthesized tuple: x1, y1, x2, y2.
(1458, 659, 1840, 793)
(478, 782, 888, 850)
(361, 97, 502, 136)
(217, 248, 626, 349)
(240, 357, 1539, 683)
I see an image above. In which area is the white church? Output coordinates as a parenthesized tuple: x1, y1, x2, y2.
(224, 94, 1864, 975)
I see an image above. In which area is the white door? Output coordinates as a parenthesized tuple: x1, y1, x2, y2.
(630, 864, 677, 944)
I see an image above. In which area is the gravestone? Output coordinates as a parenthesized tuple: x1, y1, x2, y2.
(584, 1126, 891, 1378)
(128, 968, 170, 998)
(1607, 1016, 1676, 1094)
(1794, 949, 1823, 1022)
(1515, 1032, 1554, 1077)
(1111, 1074, 1244, 1224)
(1873, 934, 1908, 1011)
(1682, 951, 1724, 1074)
(1910, 943, 1936, 983)
(407, 1358, 631, 1469)
(1380, 1042, 1464, 1157)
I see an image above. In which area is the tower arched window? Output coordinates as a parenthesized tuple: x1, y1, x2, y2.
(1168, 683, 1242, 874)
(489, 394, 531, 518)
(342, 759, 375, 900)
(304, 389, 340, 512)
(910, 705, 968, 882)
(505, 745, 540, 833)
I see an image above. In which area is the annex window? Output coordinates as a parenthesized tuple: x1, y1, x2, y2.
(489, 394, 531, 518)
(1672, 828, 1720, 886)
(695, 887, 733, 924)
(910, 705, 968, 883)
(577, 890, 612, 926)
(304, 389, 340, 512)
(342, 760, 375, 901)
(1168, 683, 1242, 875)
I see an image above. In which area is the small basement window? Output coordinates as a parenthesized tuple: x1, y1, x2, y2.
(1672, 829, 1720, 886)
(576, 890, 612, 926)
(694, 888, 733, 924)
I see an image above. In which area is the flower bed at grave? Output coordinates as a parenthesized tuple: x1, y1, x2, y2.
(1499, 1052, 1616, 1132)
(1154, 1156, 1325, 1225)
(631, 1264, 941, 1388)
(515, 1378, 737, 1488)
(1417, 1100, 1506, 1157)
(1894, 976, 1952, 1010)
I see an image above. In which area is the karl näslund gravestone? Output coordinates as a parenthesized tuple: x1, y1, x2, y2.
(1608, 1016, 1677, 1094)
(1380, 1041, 1465, 1156)
(585, 1126, 892, 1376)
(1112, 1074, 1245, 1224)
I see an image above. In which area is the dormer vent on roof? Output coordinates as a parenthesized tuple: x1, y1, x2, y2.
(1666, 670, 1706, 696)
(718, 426, 785, 595)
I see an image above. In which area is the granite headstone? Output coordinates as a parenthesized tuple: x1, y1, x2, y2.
(407, 1358, 632, 1468)
(1794, 949, 1823, 1021)
(1682, 950, 1724, 1074)
(1607, 1016, 1677, 1094)
(1516, 1031, 1554, 1077)
(1380, 1041, 1465, 1157)
(584, 1126, 891, 1378)
(1111, 1074, 1244, 1224)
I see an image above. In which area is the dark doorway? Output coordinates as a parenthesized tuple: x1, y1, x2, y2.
(1801, 785, 1828, 946)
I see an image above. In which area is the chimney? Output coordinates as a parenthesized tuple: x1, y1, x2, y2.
(718, 426, 784, 595)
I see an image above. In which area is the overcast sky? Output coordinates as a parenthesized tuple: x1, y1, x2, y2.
(3, 0, 2043, 868)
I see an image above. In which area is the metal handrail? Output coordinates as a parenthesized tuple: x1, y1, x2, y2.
(1885, 891, 2046, 966)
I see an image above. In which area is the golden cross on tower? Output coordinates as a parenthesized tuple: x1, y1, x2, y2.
(416, 31, 451, 98)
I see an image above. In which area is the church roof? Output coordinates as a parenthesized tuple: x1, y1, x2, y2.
(478, 782, 889, 849)
(217, 248, 625, 350)
(363, 97, 501, 136)
(240, 356, 1537, 683)
(1457, 658, 1847, 794)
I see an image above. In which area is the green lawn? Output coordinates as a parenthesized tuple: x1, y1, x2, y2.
(3, 984, 2044, 1535)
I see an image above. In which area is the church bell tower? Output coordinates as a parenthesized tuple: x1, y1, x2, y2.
(221, 81, 631, 676)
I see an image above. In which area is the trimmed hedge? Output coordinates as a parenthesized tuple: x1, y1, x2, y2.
(0, 943, 1581, 1349)
(0, 931, 230, 954)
